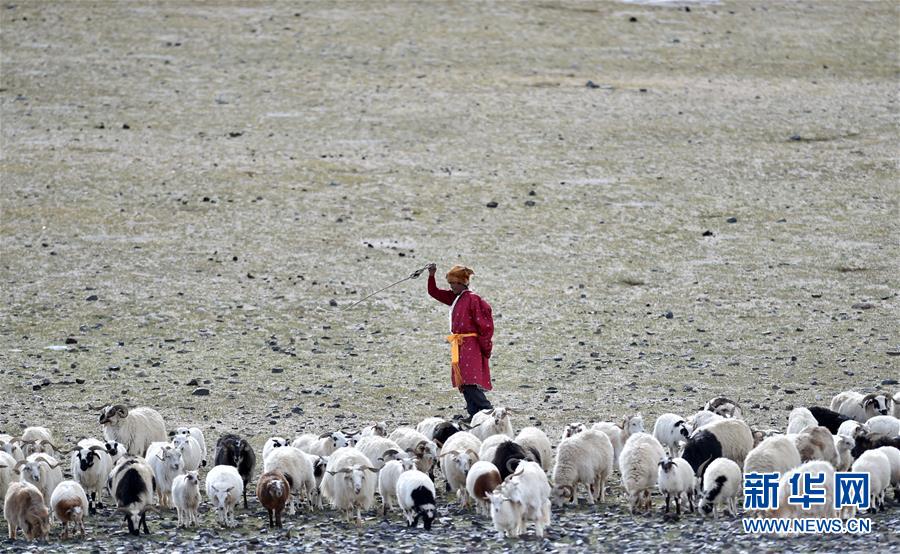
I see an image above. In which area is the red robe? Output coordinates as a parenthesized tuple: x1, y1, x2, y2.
(428, 275, 494, 390)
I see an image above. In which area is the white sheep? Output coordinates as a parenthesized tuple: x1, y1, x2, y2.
(489, 489, 523, 539)
(292, 431, 349, 457)
(514, 427, 552, 472)
(866, 415, 900, 436)
(172, 427, 207, 466)
(0, 434, 25, 462)
(743, 435, 802, 476)
(99, 405, 167, 456)
(551, 429, 613, 507)
(837, 420, 868, 438)
(770, 460, 837, 521)
(205, 464, 243, 527)
(703, 397, 743, 419)
(874, 446, 900, 502)
(21, 427, 56, 458)
(497, 460, 551, 537)
(49, 480, 88, 539)
(355, 435, 403, 470)
(786, 407, 819, 435)
(172, 471, 201, 527)
(263, 445, 318, 514)
(416, 417, 446, 440)
(478, 434, 509, 464)
(69, 438, 112, 514)
(657, 457, 696, 515)
(833, 435, 855, 471)
(894, 392, 900, 418)
(146, 442, 184, 508)
(378, 456, 416, 514)
(439, 448, 479, 507)
(387, 427, 439, 475)
(830, 391, 893, 422)
(592, 413, 644, 471)
(560, 423, 587, 441)
(262, 436, 290, 462)
(652, 413, 690, 457)
(619, 432, 665, 514)
(396, 469, 438, 530)
(687, 410, 724, 431)
(698, 457, 742, 518)
(793, 426, 839, 467)
(0, 451, 17, 502)
(359, 421, 388, 437)
(851, 449, 891, 512)
(469, 407, 514, 441)
(466, 461, 502, 515)
(320, 447, 378, 524)
(16, 453, 63, 509)
(172, 434, 203, 472)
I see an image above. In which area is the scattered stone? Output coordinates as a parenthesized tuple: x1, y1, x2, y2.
(702, 230, 714, 237)
(192, 388, 211, 396)
(271, 367, 284, 374)
(86, 295, 98, 301)
(329, 299, 338, 307)
(629, 16, 638, 22)
(75, 378, 85, 384)
(585, 80, 600, 89)
(664, 311, 674, 319)
(882, 379, 898, 385)
(65, 337, 77, 344)
(726, 217, 737, 223)
(851, 302, 874, 310)
(486, 201, 498, 208)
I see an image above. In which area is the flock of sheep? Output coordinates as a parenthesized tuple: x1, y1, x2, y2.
(2, 389, 899, 541)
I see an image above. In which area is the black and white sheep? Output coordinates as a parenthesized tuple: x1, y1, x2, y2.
(213, 434, 256, 509)
(831, 391, 893, 422)
(688, 419, 754, 469)
(108, 456, 156, 536)
(396, 469, 438, 530)
(698, 457, 741, 518)
(99, 405, 167, 457)
(652, 413, 690, 457)
(657, 457, 696, 515)
(69, 438, 112, 514)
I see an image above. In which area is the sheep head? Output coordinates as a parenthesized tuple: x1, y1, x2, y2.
(861, 393, 890, 416)
(99, 405, 129, 425)
(551, 484, 575, 506)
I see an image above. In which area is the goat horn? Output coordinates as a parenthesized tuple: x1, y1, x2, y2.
(438, 451, 457, 458)
(465, 449, 480, 460)
(13, 460, 26, 472)
(156, 453, 166, 461)
(318, 432, 333, 439)
(505, 458, 520, 474)
(364, 466, 378, 473)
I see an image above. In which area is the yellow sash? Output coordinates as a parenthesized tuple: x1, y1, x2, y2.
(446, 333, 477, 388)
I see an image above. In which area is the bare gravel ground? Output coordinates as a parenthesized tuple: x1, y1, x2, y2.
(1, 0, 898, 552)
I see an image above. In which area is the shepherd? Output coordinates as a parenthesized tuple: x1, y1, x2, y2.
(427, 263, 494, 420)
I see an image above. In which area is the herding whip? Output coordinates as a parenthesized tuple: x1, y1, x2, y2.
(342, 264, 430, 311)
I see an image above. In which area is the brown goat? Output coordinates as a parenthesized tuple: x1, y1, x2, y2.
(256, 470, 291, 528)
(4, 481, 50, 540)
(469, 465, 502, 515)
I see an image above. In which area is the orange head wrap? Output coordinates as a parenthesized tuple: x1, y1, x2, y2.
(446, 265, 475, 286)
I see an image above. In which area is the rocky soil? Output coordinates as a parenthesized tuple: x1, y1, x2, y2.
(1, 0, 898, 552)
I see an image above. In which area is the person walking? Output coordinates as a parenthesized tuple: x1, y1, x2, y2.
(427, 263, 494, 420)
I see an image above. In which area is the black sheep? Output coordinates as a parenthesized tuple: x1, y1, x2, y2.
(431, 422, 461, 449)
(492, 440, 536, 480)
(851, 433, 900, 460)
(808, 406, 853, 434)
(214, 434, 256, 508)
(681, 430, 724, 476)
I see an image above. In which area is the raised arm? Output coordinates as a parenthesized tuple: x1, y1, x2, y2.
(428, 273, 455, 306)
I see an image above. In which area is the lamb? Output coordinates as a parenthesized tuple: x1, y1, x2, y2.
(850, 449, 891, 513)
(4, 481, 50, 541)
(561, 423, 587, 441)
(69, 438, 112, 514)
(489, 489, 523, 539)
(172, 434, 204, 472)
(743, 435, 802, 476)
(551, 429, 613, 507)
(99, 405, 167, 456)
(698, 458, 741, 518)
(0, 451, 17, 502)
(205, 464, 243, 528)
(874, 446, 900, 502)
(50, 480, 88, 539)
(171, 426, 207, 466)
(0, 435, 25, 462)
(108, 456, 156, 535)
(514, 427, 552, 472)
(687, 410, 724, 431)
(355, 435, 403, 470)
(592, 413, 644, 471)
(793, 425, 840, 467)
(387, 427, 439, 475)
(469, 407, 514, 441)
(652, 413, 691, 457)
(498, 461, 551, 537)
(439, 448, 479, 507)
(171, 471, 201, 527)
(146, 442, 184, 508)
(492, 440, 537, 480)
(786, 407, 819, 435)
(619, 433, 665, 514)
(808, 406, 853, 434)
(292, 431, 349, 457)
(770, 460, 837, 520)
(256, 470, 291, 528)
(696, 419, 754, 467)
(378, 455, 416, 514)
(320, 447, 378, 524)
(213, 434, 256, 509)
(478, 434, 509, 464)
(866, 415, 900, 436)
(15, 453, 63, 509)
(263, 445, 318, 514)
(104, 440, 127, 465)
(830, 391, 893, 422)
(396, 469, 438, 530)
(21, 427, 56, 458)
(657, 457, 696, 515)
(262, 437, 290, 463)
(703, 397, 743, 419)
(833, 435, 855, 471)
(466, 461, 502, 515)
(359, 421, 388, 437)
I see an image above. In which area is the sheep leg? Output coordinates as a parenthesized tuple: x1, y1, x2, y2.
(243, 484, 249, 509)
(79, 519, 86, 538)
(140, 511, 150, 534)
(664, 493, 670, 513)
(267, 508, 274, 528)
(276, 508, 283, 528)
(675, 496, 682, 516)
(125, 514, 138, 536)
